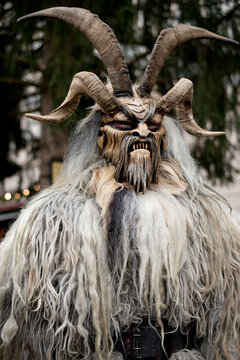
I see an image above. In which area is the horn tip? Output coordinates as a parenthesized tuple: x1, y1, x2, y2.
(17, 13, 42, 23)
(25, 113, 60, 124)
(213, 131, 225, 137)
(25, 113, 43, 121)
(17, 16, 26, 23)
(17, 8, 61, 23)
(17, 13, 40, 23)
(195, 130, 225, 137)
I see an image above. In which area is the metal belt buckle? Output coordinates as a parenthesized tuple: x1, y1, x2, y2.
(133, 328, 141, 358)
(133, 326, 162, 358)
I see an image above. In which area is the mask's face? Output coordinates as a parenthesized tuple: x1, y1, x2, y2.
(97, 96, 167, 193)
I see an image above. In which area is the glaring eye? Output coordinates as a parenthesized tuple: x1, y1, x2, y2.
(147, 123, 161, 132)
(111, 122, 134, 130)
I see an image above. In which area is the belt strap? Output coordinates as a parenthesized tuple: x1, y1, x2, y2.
(122, 326, 163, 358)
(115, 320, 192, 359)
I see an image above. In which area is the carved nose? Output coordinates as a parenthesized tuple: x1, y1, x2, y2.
(131, 123, 150, 138)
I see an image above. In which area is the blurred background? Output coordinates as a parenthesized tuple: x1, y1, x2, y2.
(0, 0, 239, 236)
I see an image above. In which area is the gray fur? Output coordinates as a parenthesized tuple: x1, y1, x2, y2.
(0, 113, 239, 359)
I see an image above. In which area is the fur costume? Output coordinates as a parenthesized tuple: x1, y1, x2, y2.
(0, 7, 239, 360)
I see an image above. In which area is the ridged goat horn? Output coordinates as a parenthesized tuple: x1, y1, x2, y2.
(157, 78, 225, 137)
(17, 7, 133, 96)
(138, 24, 239, 97)
(24, 72, 120, 124)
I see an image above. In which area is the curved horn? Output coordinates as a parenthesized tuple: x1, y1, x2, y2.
(25, 72, 120, 124)
(157, 78, 225, 137)
(138, 24, 239, 97)
(17, 7, 133, 96)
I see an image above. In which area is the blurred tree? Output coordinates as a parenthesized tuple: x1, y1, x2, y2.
(1, 0, 239, 188)
(0, 2, 26, 182)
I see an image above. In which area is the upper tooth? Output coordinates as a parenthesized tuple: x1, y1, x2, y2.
(132, 142, 149, 151)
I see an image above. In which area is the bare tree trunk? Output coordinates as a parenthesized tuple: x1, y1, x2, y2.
(39, 93, 68, 187)
(39, 92, 52, 187)
(39, 45, 68, 187)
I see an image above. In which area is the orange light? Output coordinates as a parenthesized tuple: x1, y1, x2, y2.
(34, 185, 41, 191)
(14, 193, 21, 200)
(4, 192, 12, 200)
(23, 189, 30, 196)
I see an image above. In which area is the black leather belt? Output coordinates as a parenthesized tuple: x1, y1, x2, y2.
(114, 319, 194, 359)
(122, 325, 163, 359)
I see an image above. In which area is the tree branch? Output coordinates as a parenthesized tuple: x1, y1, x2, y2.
(214, 4, 240, 25)
(0, 76, 43, 88)
(0, 53, 42, 71)
(127, 50, 150, 66)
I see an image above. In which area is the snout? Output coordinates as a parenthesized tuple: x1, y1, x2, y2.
(131, 123, 151, 138)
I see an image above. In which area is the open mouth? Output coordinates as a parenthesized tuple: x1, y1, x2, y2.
(129, 141, 150, 153)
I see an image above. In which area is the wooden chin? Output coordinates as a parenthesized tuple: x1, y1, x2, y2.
(126, 149, 153, 194)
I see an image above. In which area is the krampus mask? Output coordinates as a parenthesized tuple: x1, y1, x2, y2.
(18, 7, 237, 194)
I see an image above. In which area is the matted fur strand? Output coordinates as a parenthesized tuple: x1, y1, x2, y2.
(0, 113, 239, 360)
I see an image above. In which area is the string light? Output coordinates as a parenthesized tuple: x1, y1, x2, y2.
(4, 193, 12, 201)
(23, 189, 30, 196)
(14, 193, 21, 200)
(1, 185, 41, 202)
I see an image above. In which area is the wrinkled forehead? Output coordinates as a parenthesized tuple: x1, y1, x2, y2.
(119, 96, 154, 121)
(102, 96, 162, 124)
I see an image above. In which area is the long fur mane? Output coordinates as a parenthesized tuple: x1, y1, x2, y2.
(0, 111, 239, 360)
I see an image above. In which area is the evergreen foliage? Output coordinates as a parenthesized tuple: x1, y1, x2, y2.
(1, 0, 239, 184)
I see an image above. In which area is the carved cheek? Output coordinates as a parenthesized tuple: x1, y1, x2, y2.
(97, 127, 106, 151)
(153, 125, 167, 155)
(98, 126, 125, 164)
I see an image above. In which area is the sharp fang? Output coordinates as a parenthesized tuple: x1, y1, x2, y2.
(133, 143, 135, 151)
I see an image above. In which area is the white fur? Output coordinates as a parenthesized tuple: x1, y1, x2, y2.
(0, 114, 239, 360)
